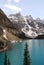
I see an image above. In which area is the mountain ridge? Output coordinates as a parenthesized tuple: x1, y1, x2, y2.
(0, 9, 44, 39)
(8, 12, 44, 38)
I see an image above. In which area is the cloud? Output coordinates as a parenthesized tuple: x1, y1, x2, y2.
(7, 0, 12, 4)
(4, 4, 22, 12)
(14, 0, 20, 3)
(7, 0, 21, 4)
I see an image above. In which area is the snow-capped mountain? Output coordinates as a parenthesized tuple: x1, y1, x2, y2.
(8, 12, 44, 38)
(0, 8, 44, 39)
(8, 12, 26, 31)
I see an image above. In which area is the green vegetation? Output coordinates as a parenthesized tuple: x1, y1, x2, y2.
(4, 52, 10, 65)
(23, 43, 31, 65)
(0, 41, 4, 49)
(8, 59, 10, 65)
(4, 52, 8, 65)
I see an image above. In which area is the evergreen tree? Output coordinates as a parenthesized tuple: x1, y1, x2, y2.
(4, 52, 7, 65)
(8, 59, 10, 65)
(23, 43, 31, 65)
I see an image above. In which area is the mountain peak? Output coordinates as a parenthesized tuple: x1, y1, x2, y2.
(0, 8, 4, 15)
(9, 12, 22, 17)
(0, 8, 3, 12)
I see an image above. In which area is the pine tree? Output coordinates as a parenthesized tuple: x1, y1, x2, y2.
(4, 52, 7, 65)
(8, 59, 10, 65)
(23, 43, 31, 65)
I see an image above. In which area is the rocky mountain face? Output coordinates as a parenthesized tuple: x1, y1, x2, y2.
(8, 12, 26, 31)
(9, 12, 44, 38)
(0, 8, 44, 39)
(0, 9, 21, 42)
(0, 9, 16, 29)
(0, 9, 9, 27)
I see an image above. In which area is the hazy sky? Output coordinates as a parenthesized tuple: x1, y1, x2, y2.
(0, 0, 44, 19)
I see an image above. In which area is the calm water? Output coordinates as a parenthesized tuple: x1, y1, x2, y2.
(0, 40, 44, 65)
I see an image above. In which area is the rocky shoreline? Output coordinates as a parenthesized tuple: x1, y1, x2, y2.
(0, 46, 8, 52)
(0, 40, 22, 52)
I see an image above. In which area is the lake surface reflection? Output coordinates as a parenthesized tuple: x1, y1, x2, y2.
(0, 40, 44, 65)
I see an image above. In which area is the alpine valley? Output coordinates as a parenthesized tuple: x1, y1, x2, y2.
(0, 8, 44, 43)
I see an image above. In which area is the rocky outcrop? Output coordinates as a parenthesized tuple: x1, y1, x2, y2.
(9, 12, 44, 38)
(0, 9, 15, 29)
(0, 9, 44, 39)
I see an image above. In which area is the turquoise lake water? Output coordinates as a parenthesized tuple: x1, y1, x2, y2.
(0, 40, 44, 65)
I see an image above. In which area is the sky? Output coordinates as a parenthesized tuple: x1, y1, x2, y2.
(0, 0, 44, 19)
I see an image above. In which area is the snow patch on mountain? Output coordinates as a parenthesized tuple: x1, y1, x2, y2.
(3, 29, 8, 40)
(8, 12, 44, 38)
